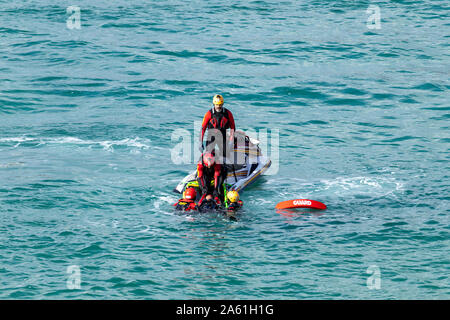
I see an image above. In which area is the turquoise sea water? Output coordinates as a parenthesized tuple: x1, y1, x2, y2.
(0, 0, 449, 299)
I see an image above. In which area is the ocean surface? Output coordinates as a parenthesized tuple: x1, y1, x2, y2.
(0, 0, 449, 299)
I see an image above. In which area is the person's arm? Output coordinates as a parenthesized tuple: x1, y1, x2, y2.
(212, 164, 222, 204)
(197, 193, 207, 206)
(197, 163, 205, 187)
(200, 111, 211, 146)
(197, 163, 209, 200)
(227, 110, 235, 142)
(213, 164, 221, 189)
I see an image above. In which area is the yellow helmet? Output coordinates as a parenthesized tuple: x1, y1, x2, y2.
(227, 190, 239, 203)
(213, 94, 224, 105)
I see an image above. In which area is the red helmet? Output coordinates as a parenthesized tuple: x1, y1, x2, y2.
(202, 152, 215, 167)
(184, 187, 197, 200)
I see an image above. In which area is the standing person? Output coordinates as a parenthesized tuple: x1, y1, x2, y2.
(199, 94, 235, 164)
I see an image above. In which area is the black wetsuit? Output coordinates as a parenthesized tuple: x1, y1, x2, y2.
(198, 199, 219, 212)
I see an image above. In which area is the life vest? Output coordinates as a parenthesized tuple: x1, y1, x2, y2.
(174, 199, 197, 211)
(227, 200, 243, 211)
(197, 161, 221, 189)
(207, 108, 231, 131)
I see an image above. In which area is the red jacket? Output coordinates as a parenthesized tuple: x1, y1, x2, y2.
(200, 108, 235, 142)
(197, 162, 221, 189)
(173, 199, 197, 211)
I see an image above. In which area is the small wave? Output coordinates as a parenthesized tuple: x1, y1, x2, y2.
(272, 86, 328, 100)
(413, 83, 444, 92)
(340, 88, 368, 96)
(325, 98, 367, 106)
(381, 136, 425, 143)
(50, 137, 88, 145)
(270, 175, 405, 205)
(99, 138, 150, 150)
(319, 176, 404, 197)
(0, 137, 35, 143)
(0, 136, 151, 151)
(154, 195, 178, 211)
(0, 162, 25, 168)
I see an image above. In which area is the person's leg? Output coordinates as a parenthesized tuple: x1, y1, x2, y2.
(205, 133, 215, 154)
(195, 187, 201, 202)
(197, 175, 207, 197)
(207, 184, 215, 199)
(216, 166, 228, 202)
(206, 129, 227, 164)
(197, 178, 212, 206)
(221, 132, 227, 165)
(205, 129, 222, 156)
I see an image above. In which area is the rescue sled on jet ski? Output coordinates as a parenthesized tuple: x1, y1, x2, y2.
(174, 130, 272, 195)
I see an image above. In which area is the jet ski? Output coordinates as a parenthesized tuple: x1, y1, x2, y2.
(174, 130, 272, 195)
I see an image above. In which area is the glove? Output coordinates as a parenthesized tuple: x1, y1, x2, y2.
(214, 197, 221, 205)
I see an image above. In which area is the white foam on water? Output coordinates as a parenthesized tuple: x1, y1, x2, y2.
(0, 162, 25, 168)
(137, 226, 152, 233)
(0, 137, 37, 148)
(50, 137, 91, 145)
(154, 195, 178, 212)
(272, 176, 405, 200)
(319, 176, 405, 197)
(0, 136, 151, 151)
(0, 137, 36, 142)
(248, 197, 272, 205)
(99, 137, 150, 151)
(112, 220, 119, 228)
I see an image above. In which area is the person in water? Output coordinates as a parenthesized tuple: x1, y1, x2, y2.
(173, 187, 198, 212)
(198, 194, 219, 212)
(199, 94, 235, 165)
(197, 152, 224, 205)
(226, 190, 243, 212)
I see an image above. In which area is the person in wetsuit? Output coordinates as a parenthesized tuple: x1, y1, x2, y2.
(173, 187, 198, 212)
(199, 94, 235, 165)
(198, 194, 219, 212)
(197, 152, 225, 205)
(226, 190, 243, 212)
